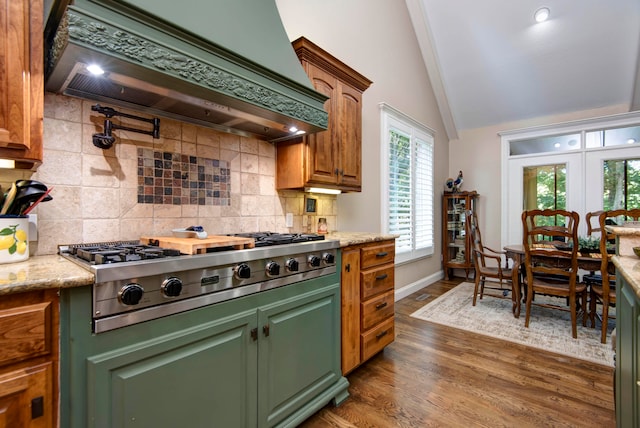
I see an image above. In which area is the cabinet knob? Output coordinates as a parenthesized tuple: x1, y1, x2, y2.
(375, 301, 388, 310)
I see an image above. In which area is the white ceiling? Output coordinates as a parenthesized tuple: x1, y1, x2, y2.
(406, 0, 640, 139)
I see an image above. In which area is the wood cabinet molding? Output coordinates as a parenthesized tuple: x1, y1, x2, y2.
(276, 37, 371, 192)
(0, 0, 44, 170)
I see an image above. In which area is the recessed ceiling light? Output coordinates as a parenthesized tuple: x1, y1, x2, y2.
(534, 7, 550, 23)
(627, 138, 636, 144)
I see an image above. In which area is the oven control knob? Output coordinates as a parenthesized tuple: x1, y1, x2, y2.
(235, 263, 251, 279)
(119, 284, 144, 306)
(308, 255, 321, 267)
(285, 258, 299, 272)
(266, 261, 280, 277)
(323, 253, 335, 264)
(161, 277, 183, 297)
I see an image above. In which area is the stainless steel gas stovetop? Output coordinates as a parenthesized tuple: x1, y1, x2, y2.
(58, 233, 339, 333)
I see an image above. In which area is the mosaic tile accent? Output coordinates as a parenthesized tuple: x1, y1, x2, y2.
(137, 148, 231, 205)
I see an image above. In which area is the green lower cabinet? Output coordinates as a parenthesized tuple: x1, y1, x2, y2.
(258, 286, 344, 427)
(616, 275, 639, 428)
(88, 311, 257, 427)
(60, 272, 349, 428)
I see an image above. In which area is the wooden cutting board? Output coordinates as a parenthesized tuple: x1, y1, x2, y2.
(141, 235, 255, 254)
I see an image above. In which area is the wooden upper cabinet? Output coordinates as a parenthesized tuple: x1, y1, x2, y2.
(0, 0, 44, 170)
(276, 37, 372, 192)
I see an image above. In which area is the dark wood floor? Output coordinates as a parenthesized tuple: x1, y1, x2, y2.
(300, 278, 615, 427)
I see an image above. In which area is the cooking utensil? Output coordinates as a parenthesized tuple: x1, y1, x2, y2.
(22, 187, 53, 215)
(0, 183, 17, 215)
(15, 180, 48, 191)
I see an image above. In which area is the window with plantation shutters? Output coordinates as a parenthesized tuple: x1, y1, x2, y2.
(380, 103, 434, 263)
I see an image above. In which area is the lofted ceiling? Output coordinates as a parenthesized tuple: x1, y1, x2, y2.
(406, 0, 640, 139)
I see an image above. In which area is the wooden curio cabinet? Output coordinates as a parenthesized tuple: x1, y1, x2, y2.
(0, 0, 44, 170)
(276, 37, 372, 192)
(442, 191, 478, 280)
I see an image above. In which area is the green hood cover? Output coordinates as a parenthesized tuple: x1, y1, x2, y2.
(45, 0, 328, 142)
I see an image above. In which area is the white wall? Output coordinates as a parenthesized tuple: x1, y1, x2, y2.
(276, 0, 451, 293)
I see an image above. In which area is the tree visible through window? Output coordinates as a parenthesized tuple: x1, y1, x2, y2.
(381, 103, 434, 262)
(523, 164, 567, 228)
(604, 159, 640, 211)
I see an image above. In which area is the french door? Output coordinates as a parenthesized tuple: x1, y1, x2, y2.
(505, 152, 583, 246)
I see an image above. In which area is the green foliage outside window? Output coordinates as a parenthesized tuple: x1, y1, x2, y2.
(603, 159, 640, 211)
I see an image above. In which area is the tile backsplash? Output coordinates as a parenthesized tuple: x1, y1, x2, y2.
(137, 149, 231, 206)
(0, 94, 337, 255)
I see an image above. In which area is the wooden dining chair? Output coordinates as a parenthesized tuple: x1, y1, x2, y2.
(521, 209, 587, 338)
(589, 209, 640, 343)
(466, 210, 520, 316)
(583, 210, 605, 285)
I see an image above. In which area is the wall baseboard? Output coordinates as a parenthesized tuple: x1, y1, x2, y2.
(394, 271, 444, 301)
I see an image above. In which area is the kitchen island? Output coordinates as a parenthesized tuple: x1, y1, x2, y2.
(610, 225, 640, 428)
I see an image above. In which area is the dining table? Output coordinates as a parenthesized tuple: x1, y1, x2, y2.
(503, 244, 612, 318)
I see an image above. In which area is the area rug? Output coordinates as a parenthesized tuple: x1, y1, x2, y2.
(410, 282, 615, 367)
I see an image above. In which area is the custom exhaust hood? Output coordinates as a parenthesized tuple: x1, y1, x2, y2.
(44, 0, 328, 142)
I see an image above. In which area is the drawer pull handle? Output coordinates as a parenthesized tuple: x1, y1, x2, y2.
(376, 330, 389, 339)
(376, 273, 388, 281)
(375, 302, 388, 310)
(376, 252, 388, 258)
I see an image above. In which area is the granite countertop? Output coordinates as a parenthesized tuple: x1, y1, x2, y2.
(612, 255, 640, 299)
(325, 232, 398, 247)
(0, 255, 94, 296)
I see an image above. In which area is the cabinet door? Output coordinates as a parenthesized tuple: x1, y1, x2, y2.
(306, 66, 339, 186)
(258, 284, 341, 427)
(0, 0, 43, 168)
(336, 82, 363, 189)
(0, 362, 52, 428)
(341, 248, 361, 374)
(86, 311, 257, 428)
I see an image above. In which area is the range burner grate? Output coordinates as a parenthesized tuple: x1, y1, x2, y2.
(67, 241, 181, 265)
(230, 232, 325, 247)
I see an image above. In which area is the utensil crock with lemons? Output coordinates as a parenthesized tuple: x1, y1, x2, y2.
(0, 215, 29, 264)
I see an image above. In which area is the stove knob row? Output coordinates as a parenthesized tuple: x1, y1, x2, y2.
(161, 277, 183, 297)
(234, 263, 251, 279)
(119, 283, 144, 306)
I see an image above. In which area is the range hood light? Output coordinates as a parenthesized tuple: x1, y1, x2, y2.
(86, 64, 105, 76)
(305, 187, 342, 195)
(289, 126, 298, 133)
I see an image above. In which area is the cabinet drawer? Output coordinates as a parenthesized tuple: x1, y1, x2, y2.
(0, 302, 51, 366)
(361, 290, 394, 331)
(360, 317, 394, 362)
(360, 242, 395, 270)
(361, 265, 394, 300)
